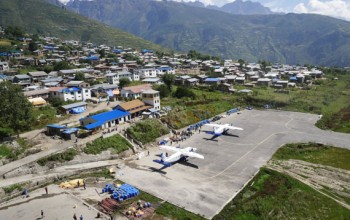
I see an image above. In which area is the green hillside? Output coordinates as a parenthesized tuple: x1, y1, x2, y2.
(0, 0, 166, 51)
(67, 0, 350, 66)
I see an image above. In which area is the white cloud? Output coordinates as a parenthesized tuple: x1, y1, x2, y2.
(293, 0, 350, 21)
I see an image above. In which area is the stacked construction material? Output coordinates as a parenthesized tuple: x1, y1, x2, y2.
(112, 184, 139, 202)
(98, 198, 119, 214)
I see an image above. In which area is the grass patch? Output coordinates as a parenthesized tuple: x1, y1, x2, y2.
(273, 143, 350, 170)
(83, 134, 131, 155)
(0, 138, 34, 161)
(87, 109, 109, 117)
(37, 148, 77, 166)
(0, 145, 12, 159)
(2, 183, 24, 194)
(71, 168, 114, 180)
(213, 168, 350, 220)
(155, 202, 205, 220)
(127, 119, 169, 144)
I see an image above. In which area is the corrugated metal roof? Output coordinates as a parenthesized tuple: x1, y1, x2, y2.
(61, 102, 87, 110)
(84, 109, 130, 130)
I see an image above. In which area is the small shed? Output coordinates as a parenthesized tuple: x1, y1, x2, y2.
(62, 128, 80, 140)
(60, 102, 88, 114)
(46, 124, 66, 136)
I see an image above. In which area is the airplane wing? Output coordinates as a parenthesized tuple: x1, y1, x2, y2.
(159, 145, 180, 153)
(182, 151, 204, 159)
(226, 125, 244, 131)
(203, 123, 219, 128)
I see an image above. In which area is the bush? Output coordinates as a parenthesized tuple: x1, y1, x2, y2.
(84, 134, 131, 155)
(173, 87, 196, 99)
(127, 119, 169, 144)
(37, 148, 78, 166)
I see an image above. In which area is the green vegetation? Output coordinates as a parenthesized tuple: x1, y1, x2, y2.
(37, 148, 77, 166)
(0, 81, 34, 138)
(0, 144, 12, 159)
(126, 119, 169, 144)
(0, 138, 34, 161)
(156, 202, 205, 220)
(71, 168, 114, 180)
(2, 183, 24, 194)
(273, 143, 350, 170)
(0, 0, 167, 52)
(32, 106, 59, 129)
(213, 168, 350, 220)
(162, 87, 240, 128)
(83, 134, 131, 155)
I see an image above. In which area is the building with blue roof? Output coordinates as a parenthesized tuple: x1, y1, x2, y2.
(204, 78, 220, 85)
(80, 109, 130, 130)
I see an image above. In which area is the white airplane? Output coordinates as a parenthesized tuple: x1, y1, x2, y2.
(155, 145, 204, 167)
(203, 123, 243, 140)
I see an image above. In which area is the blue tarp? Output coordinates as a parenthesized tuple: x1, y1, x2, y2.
(62, 128, 80, 134)
(290, 76, 297, 81)
(106, 90, 114, 97)
(70, 107, 86, 114)
(84, 56, 100, 61)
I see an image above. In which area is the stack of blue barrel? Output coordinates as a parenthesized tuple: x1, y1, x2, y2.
(101, 183, 139, 202)
(102, 183, 116, 194)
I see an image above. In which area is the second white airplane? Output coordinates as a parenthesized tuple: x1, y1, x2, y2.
(156, 145, 204, 167)
(203, 123, 243, 140)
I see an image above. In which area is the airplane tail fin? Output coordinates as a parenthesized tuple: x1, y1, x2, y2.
(160, 152, 166, 162)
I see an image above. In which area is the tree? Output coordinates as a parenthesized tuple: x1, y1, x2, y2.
(162, 73, 175, 90)
(75, 72, 85, 81)
(53, 61, 73, 71)
(0, 81, 34, 137)
(238, 59, 245, 70)
(259, 60, 271, 74)
(119, 78, 131, 88)
(155, 84, 171, 98)
(173, 87, 196, 99)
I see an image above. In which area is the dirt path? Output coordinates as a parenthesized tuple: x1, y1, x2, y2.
(267, 159, 350, 210)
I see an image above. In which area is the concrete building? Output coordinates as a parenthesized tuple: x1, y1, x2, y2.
(142, 89, 161, 111)
(114, 99, 152, 118)
(49, 87, 91, 102)
(121, 84, 152, 99)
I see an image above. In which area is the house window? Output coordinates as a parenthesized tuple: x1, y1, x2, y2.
(78, 91, 81, 94)
(71, 92, 74, 95)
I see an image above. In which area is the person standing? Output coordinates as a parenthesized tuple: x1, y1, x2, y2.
(41, 210, 44, 218)
(45, 186, 48, 195)
(73, 213, 77, 220)
(80, 214, 83, 220)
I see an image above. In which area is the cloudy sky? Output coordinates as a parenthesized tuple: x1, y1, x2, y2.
(180, 0, 350, 21)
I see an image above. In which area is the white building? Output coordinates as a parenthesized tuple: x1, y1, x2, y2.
(121, 84, 152, 99)
(142, 89, 161, 111)
(0, 62, 9, 71)
(49, 87, 91, 102)
(105, 73, 119, 85)
(136, 68, 160, 79)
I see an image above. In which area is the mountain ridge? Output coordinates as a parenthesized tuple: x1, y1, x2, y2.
(65, 0, 350, 66)
(0, 0, 167, 52)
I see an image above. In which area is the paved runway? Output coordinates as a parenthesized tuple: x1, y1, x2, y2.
(119, 110, 350, 219)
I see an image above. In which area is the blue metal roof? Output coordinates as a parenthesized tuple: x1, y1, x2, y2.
(290, 76, 297, 81)
(47, 124, 66, 129)
(83, 109, 130, 130)
(60, 87, 81, 93)
(204, 78, 220, 82)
